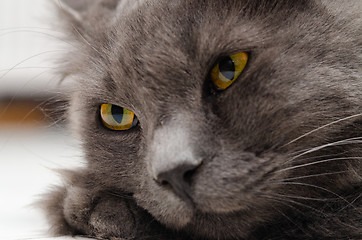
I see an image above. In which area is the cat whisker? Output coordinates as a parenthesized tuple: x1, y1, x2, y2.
(0, 95, 59, 127)
(0, 28, 96, 62)
(269, 182, 358, 211)
(255, 191, 315, 212)
(0, 66, 57, 73)
(39, 115, 66, 129)
(0, 50, 70, 124)
(270, 205, 313, 238)
(259, 194, 326, 216)
(266, 193, 338, 202)
(284, 153, 342, 165)
(281, 113, 362, 147)
(0, 29, 80, 50)
(285, 148, 342, 160)
(21, 140, 78, 168)
(283, 137, 362, 165)
(0, 29, 60, 39)
(0, 26, 61, 32)
(0, 50, 67, 81)
(20, 97, 59, 120)
(0, 71, 60, 119)
(277, 157, 361, 174)
(339, 193, 362, 212)
(0, 96, 66, 155)
(273, 171, 348, 182)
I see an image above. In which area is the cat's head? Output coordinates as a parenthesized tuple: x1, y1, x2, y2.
(59, 0, 361, 238)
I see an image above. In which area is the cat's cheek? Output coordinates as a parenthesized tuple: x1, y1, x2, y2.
(191, 152, 281, 213)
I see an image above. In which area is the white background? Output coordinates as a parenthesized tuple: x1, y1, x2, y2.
(0, 129, 86, 240)
(0, 0, 64, 96)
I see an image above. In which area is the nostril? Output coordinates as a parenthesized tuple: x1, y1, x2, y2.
(183, 169, 197, 186)
(161, 180, 169, 186)
(155, 161, 202, 203)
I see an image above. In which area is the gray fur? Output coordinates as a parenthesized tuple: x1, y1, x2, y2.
(43, 0, 361, 239)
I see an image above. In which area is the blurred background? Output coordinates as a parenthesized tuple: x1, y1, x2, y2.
(0, 0, 63, 127)
(0, 1, 84, 239)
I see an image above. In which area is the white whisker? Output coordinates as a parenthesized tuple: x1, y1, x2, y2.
(0, 67, 56, 73)
(282, 113, 362, 147)
(0, 29, 95, 60)
(269, 182, 357, 210)
(270, 205, 312, 237)
(277, 157, 361, 174)
(260, 194, 326, 215)
(274, 171, 348, 182)
(0, 26, 60, 32)
(283, 137, 362, 165)
(0, 50, 66, 81)
(340, 193, 362, 212)
(0, 70, 58, 118)
(0, 29, 75, 48)
(267, 193, 336, 202)
(260, 195, 305, 215)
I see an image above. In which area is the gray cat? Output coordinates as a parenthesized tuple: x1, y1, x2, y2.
(42, 0, 362, 239)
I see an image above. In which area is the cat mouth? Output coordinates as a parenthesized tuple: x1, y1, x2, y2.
(136, 151, 280, 228)
(159, 180, 196, 208)
(150, 177, 259, 222)
(134, 182, 196, 229)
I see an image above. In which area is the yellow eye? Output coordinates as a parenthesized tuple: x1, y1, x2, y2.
(100, 104, 138, 131)
(210, 52, 248, 90)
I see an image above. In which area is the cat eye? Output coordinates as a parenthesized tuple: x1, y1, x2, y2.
(100, 104, 139, 131)
(210, 52, 248, 90)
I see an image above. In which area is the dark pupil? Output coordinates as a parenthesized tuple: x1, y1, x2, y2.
(111, 105, 124, 124)
(219, 56, 235, 81)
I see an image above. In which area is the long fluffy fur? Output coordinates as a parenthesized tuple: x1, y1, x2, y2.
(42, 0, 361, 239)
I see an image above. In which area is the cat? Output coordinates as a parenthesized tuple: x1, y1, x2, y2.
(42, 0, 362, 239)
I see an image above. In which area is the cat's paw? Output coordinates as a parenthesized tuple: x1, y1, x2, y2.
(47, 185, 180, 240)
(62, 186, 140, 239)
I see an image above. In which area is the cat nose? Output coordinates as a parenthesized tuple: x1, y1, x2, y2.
(149, 113, 203, 203)
(155, 162, 201, 203)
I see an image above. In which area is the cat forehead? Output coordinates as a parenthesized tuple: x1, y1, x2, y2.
(60, 0, 314, 26)
(70, 0, 319, 97)
(104, 2, 242, 90)
(110, 0, 315, 53)
(105, 1, 285, 75)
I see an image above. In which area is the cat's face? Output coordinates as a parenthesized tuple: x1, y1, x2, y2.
(61, 0, 361, 238)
